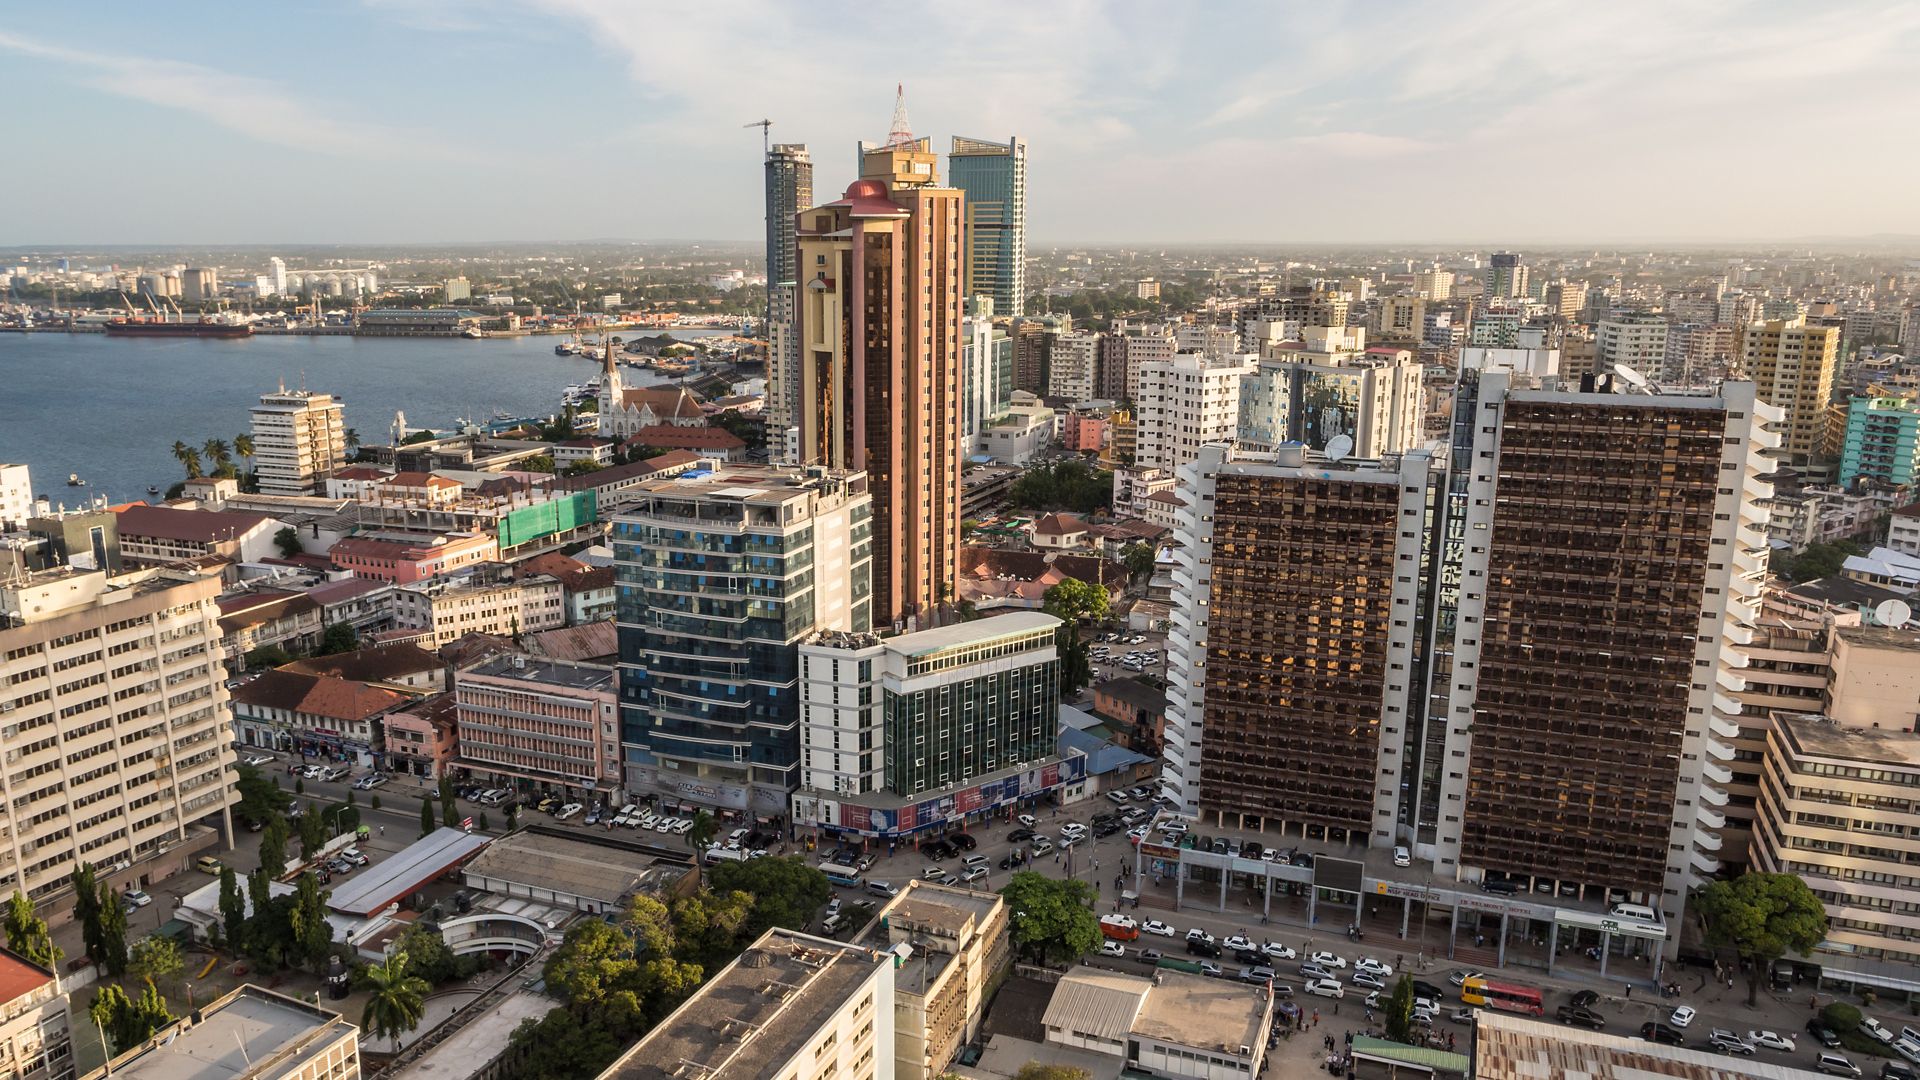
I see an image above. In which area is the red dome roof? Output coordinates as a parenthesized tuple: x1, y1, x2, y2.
(842, 179, 888, 200)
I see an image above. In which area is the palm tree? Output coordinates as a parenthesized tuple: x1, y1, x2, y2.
(360, 951, 428, 1052)
(171, 443, 203, 480)
(202, 438, 231, 469)
(233, 433, 255, 472)
(343, 428, 361, 456)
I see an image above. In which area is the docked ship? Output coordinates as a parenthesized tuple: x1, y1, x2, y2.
(103, 316, 253, 339)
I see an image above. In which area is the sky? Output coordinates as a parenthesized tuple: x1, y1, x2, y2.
(4, 0, 1920, 247)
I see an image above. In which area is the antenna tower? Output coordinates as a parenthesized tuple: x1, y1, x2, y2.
(885, 83, 914, 147)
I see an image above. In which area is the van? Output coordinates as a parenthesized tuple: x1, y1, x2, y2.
(1609, 903, 1659, 924)
(821, 913, 843, 934)
(867, 880, 899, 898)
(196, 855, 223, 874)
(1481, 879, 1518, 896)
(963, 854, 990, 870)
(1816, 1053, 1862, 1077)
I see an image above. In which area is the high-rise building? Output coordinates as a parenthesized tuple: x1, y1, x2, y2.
(0, 463, 31, 531)
(1134, 352, 1255, 474)
(1374, 295, 1426, 343)
(613, 465, 872, 815)
(1485, 251, 1528, 300)
(794, 107, 964, 629)
(1595, 311, 1670, 381)
(443, 276, 470, 302)
(764, 143, 813, 438)
(1839, 395, 1920, 488)
(1739, 317, 1840, 466)
(0, 566, 237, 903)
(250, 386, 347, 496)
(960, 300, 1012, 446)
(948, 136, 1026, 319)
(268, 256, 287, 298)
(1047, 331, 1100, 402)
(1237, 350, 1424, 457)
(1011, 314, 1066, 396)
(1414, 267, 1454, 301)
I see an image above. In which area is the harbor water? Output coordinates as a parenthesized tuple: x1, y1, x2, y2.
(0, 331, 709, 507)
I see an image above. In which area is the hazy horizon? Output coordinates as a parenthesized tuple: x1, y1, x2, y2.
(6, 2, 1920, 247)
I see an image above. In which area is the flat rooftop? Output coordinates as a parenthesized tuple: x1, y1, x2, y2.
(857, 881, 1003, 995)
(597, 930, 888, 1080)
(1779, 714, 1920, 768)
(630, 466, 867, 506)
(466, 653, 614, 691)
(1130, 970, 1268, 1056)
(1835, 623, 1920, 652)
(0, 948, 52, 1005)
(462, 827, 692, 907)
(1473, 1011, 1829, 1080)
(91, 985, 356, 1080)
(889, 610, 1060, 658)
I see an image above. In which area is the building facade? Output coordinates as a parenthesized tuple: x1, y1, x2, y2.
(1135, 353, 1255, 475)
(89, 985, 358, 1080)
(455, 655, 621, 802)
(1840, 395, 1920, 488)
(613, 466, 872, 815)
(1740, 317, 1840, 466)
(765, 142, 814, 437)
(251, 387, 347, 497)
(948, 135, 1026, 320)
(1595, 311, 1669, 383)
(391, 567, 565, 648)
(0, 567, 236, 902)
(794, 135, 964, 629)
(859, 882, 1010, 1080)
(0, 949, 71, 1080)
(1236, 350, 1424, 457)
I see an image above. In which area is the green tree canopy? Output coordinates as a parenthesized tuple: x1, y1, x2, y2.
(129, 937, 184, 986)
(96, 879, 130, 976)
(273, 527, 304, 558)
(1694, 871, 1829, 1007)
(72, 864, 103, 964)
(3, 891, 61, 971)
(1016, 1063, 1092, 1080)
(361, 951, 430, 1052)
(1010, 460, 1113, 515)
(688, 810, 717, 851)
(1385, 974, 1416, 1044)
(289, 872, 334, 972)
(707, 856, 831, 939)
(999, 871, 1100, 964)
(316, 622, 358, 655)
(259, 814, 290, 874)
(1121, 542, 1156, 580)
(234, 765, 287, 828)
(420, 797, 435, 837)
(1043, 578, 1111, 624)
(218, 866, 247, 945)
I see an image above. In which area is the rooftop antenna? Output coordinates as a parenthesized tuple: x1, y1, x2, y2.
(885, 83, 914, 147)
(743, 118, 772, 156)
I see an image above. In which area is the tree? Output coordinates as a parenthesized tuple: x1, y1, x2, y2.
(344, 428, 362, 452)
(96, 879, 130, 976)
(259, 814, 290, 873)
(360, 951, 430, 1052)
(1121, 542, 1157, 581)
(506, 803, 519, 831)
(90, 981, 171, 1055)
(171, 441, 203, 480)
(707, 857, 830, 938)
(544, 919, 640, 1007)
(273, 527, 305, 557)
(289, 872, 334, 972)
(561, 460, 605, 477)
(688, 811, 717, 852)
(1010, 460, 1113, 515)
(233, 433, 255, 472)
(1015, 1067, 1090, 1080)
(219, 865, 248, 944)
(1693, 871, 1829, 1007)
(506, 1007, 627, 1080)
(394, 925, 476, 986)
(998, 871, 1100, 964)
(3, 891, 61, 971)
(72, 864, 103, 965)
(420, 797, 435, 836)
(477, 812, 490, 832)
(234, 764, 287, 826)
(129, 936, 184, 987)
(439, 778, 458, 831)
(1822, 1001, 1862, 1034)
(202, 438, 231, 470)
(1043, 580, 1109, 697)
(298, 804, 329, 859)
(1385, 974, 1416, 1044)
(316, 622, 358, 655)
(246, 645, 294, 669)
(522, 454, 556, 473)
(1773, 540, 1864, 583)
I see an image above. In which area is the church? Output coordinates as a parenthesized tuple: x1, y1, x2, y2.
(594, 343, 707, 440)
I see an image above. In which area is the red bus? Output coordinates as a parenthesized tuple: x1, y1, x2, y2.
(1100, 914, 1141, 941)
(1461, 976, 1544, 1016)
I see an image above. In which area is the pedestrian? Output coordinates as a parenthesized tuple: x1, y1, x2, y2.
(1624, 984, 1632, 1000)
(378, 825, 384, 835)
(1312, 1010, 1319, 1027)
(1333, 1002, 1339, 1015)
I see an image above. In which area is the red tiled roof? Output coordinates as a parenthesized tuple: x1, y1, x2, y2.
(0, 950, 52, 1005)
(642, 450, 703, 470)
(283, 643, 443, 684)
(1031, 513, 1089, 537)
(229, 669, 410, 721)
(518, 552, 588, 579)
(332, 466, 390, 481)
(627, 425, 745, 451)
(116, 503, 272, 544)
(617, 386, 704, 420)
(386, 471, 461, 488)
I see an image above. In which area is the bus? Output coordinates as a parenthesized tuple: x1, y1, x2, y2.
(821, 863, 864, 887)
(1461, 976, 1545, 1016)
(1100, 914, 1141, 941)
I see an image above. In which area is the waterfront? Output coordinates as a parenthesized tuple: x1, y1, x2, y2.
(0, 331, 708, 506)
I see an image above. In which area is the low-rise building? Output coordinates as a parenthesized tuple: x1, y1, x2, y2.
(329, 531, 499, 584)
(1091, 677, 1167, 755)
(1041, 967, 1272, 1080)
(113, 504, 278, 567)
(857, 882, 1010, 1080)
(84, 984, 358, 1080)
(455, 654, 620, 802)
(229, 668, 416, 764)
(1028, 513, 1091, 551)
(976, 403, 1055, 465)
(383, 692, 458, 779)
(392, 565, 565, 648)
(0, 948, 72, 1080)
(595, 928, 896, 1080)
(216, 589, 324, 660)
(1889, 500, 1920, 557)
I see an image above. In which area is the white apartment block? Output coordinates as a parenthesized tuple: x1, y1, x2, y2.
(599, 928, 896, 1080)
(392, 568, 565, 648)
(0, 949, 69, 1080)
(1596, 312, 1670, 382)
(1888, 503, 1920, 557)
(1237, 351, 1424, 458)
(0, 567, 236, 903)
(1135, 352, 1255, 474)
(0, 464, 31, 531)
(251, 388, 347, 497)
(1047, 331, 1099, 403)
(1117, 326, 1175, 402)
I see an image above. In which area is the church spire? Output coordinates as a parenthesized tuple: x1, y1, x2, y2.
(597, 338, 624, 437)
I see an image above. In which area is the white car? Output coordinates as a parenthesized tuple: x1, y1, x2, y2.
(243, 754, 273, 767)
(960, 866, 988, 884)
(1746, 1030, 1796, 1052)
(1263, 942, 1297, 960)
(1099, 940, 1127, 957)
(670, 818, 692, 834)
(1354, 958, 1394, 978)
(1862, 1018, 1896, 1044)
(1186, 928, 1215, 945)
(1305, 978, 1345, 999)
(556, 803, 583, 820)
(1223, 935, 1256, 952)
(1351, 971, 1385, 990)
(1668, 1005, 1696, 1028)
(654, 816, 676, 832)
(1393, 845, 1411, 867)
(1018, 814, 1036, 828)
(1309, 951, 1347, 970)
(1143, 920, 1177, 937)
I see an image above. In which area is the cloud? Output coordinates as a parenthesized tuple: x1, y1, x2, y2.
(1284, 132, 1433, 159)
(0, 29, 471, 162)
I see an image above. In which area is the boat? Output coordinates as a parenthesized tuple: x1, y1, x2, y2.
(147, 486, 160, 496)
(462, 327, 486, 339)
(67, 473, 85, 486)
(103, 316, 252, 339)
(554, 340, 579, 356)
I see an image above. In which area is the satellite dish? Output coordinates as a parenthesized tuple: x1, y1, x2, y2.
(1324, 434, 1354, 462)
(1612, 363, 1650, 389)
(1874, 599, 1912, 627)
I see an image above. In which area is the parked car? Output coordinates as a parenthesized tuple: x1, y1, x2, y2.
(1668, 1005, 1697, 1028)
(1568, 989, 1600, 1009)
(1448, 1007, 1476, 1026)
(1817, 1054, 1862, 1077)
(1309, 951, 1347, 970)
(1143, 920, 1176, 937)
(1238, 966, 1275, 984)
(1748, 1030, 1796, 1052)
(1393, 845, 1411, 867)
(1304, 979, 1344, 999)
(1137, 949, 1164, 964)
(1099, 940, 1127, 957)
(1186, 939, 1221, 959)
(1808, 1020, 1843, 1048)
(1186, 928, 1215, 945)
(122, 889, 152, 910)
(1223, 935, 1255, 952)
(1263, 942, 1297, 960)
(1017, 814, 1036, 828)
(960, 866, 988, 884)
(1708, 1030, 1755, 1055)
(1354, 957, 1393, 978)
(1640, 1022, 1685, 1046)
(556, 803, 584, 820)
(1880, 1061, 1917, 1080)
(1351, 972, 1384, 990)
(1863, 1019, 1898, 1045)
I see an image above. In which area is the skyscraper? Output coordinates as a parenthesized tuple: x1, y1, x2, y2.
(948, 135, 1026, 318)
(764, 143, 813, 439)
(795, 96, 965, 629)
(250, 386, 347, 496)
(1738, 317, 1840, 467)
(1485, 251, 1528, 300)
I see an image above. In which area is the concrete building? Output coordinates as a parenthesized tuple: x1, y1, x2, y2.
(0, 566, 236, 903)
(948, 135, 1026, 320)
(791, 613, 1063, 839)
(443, 276, 471, 301)
(112, 505, 277, 568)
(1236, 349, 1423, 457)
(0, 463, 30, 532)
(613, 465, 872, 815)
(0, 949, 71, 1080)
(229, 668, 414, 764)
(1413, 267, 1453, 300)
(1485, 251, 1528, 300)
(1039, 967, 1272, 1080)
(328, 530, 499, 584)
(1374, 294, 1425, 343)
(794, 127, 965, 629)
(1135, 352, 1255, 475)
(1889, 501, 1920, 556)
(1839, 394, 1920, 488)
(857, 881, 1010, 1080)
(960, 305, 1013, 449)
(391, 566, 565, 648)
(765, 142, 813, 437)
(382, 691, 458, 779)
(1047, 331, 1100, 403)
(1828, 624, 1920, 729)
(456, 654, 621, 803)
(85, 985, 358, 1080)
(251, 387, 348, 497)
(1740, 317, 1840, 466)
(595, 928, 895, 1080)
(1596, 311, 1669, 382)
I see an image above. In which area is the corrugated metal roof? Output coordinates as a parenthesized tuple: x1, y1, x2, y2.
(1041, 969, 1150, 1042)
(326, 827, 491, 916)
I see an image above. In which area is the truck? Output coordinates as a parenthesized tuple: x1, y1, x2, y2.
(1100, 914, 1141, 941)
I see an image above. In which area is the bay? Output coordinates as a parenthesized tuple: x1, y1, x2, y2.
(0, 330, 711, 507)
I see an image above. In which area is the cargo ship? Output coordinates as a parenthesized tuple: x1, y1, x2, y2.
(103, 317, 253, 339)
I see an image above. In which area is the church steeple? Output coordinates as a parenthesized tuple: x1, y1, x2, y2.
(598, 338, 623, 437)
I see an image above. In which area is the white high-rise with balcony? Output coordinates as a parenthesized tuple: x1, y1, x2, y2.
(250, 386, 346, 496)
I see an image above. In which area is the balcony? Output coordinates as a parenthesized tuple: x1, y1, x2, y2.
(1728, 596, 1761, 627)
(1730, 572, 1763, 600)
(1696, 805, 1727, 831)
(1709, 715, 1743, 740)
(1724, 622, 1754, 646)
(1716, 667, 1748, 694)
(1704, 737, 1736, 763)
(1702, 759, 1734, 786)
(1691, 848, 1722, 875)
(1694, 829, 1723, 852)
(1713, 691, 1745, 717)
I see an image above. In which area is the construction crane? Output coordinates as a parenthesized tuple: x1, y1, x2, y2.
(743, 118, 771, 156)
